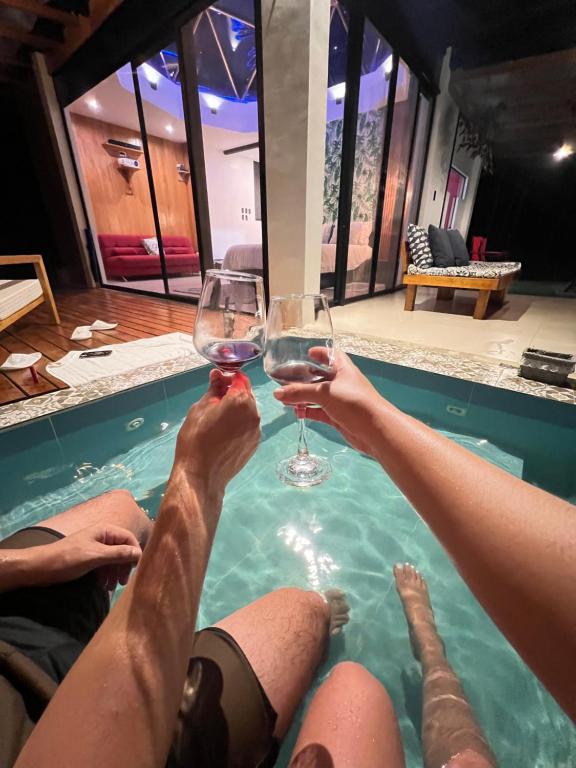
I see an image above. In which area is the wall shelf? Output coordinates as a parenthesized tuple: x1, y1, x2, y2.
(103, 141, 142, 160)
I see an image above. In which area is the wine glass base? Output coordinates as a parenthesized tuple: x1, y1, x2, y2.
(276, 454, 331, 488)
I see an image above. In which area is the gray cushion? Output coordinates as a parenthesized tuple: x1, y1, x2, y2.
(407, 224, 434, 268)
(446, 229, 470, 266)
(428, 225, 455, 267)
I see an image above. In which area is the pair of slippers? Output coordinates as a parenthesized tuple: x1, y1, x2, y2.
(70, 320, 118, 341)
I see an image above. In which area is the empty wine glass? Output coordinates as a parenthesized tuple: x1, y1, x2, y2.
(263, 294, 335, 487)
(194, 270, 266, 374)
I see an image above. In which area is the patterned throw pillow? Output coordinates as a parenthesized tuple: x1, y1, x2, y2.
(407, 224, 433, 268)
(142, 237, 159, 256)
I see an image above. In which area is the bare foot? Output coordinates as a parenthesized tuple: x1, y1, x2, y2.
(393, 563, 444, 664)
(324, 588, 350, 636)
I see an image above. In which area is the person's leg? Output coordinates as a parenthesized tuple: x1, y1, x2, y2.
(289, 661, 405, 768)
(214, 587, 349, 739)
(394, 564, 497, 768)
(35, 489, 152, 548)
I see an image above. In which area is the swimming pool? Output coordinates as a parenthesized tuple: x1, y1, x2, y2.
(1, 356, 575, 766)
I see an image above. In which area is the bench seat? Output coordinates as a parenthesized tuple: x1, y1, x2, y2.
(407, 261, 521, 278)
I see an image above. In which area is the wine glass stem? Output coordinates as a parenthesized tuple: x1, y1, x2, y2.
(296, 415, 310, 458)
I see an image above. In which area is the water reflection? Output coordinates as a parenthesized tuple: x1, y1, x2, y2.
(277, 523, 340, 590)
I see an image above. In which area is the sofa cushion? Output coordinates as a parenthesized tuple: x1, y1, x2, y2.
(109, 246, 142, 257)
(446, 229, 470, 266)
(164, 246, 193, 255)
(428, 225, 455, 267)
(142, 237, 159, 256)
(407, 261, 521, 278)
(407, 224, 433, 268)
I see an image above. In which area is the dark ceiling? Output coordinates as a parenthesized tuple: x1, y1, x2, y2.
(363, 0, 576, 168)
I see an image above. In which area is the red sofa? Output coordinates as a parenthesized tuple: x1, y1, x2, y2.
(98, 234, 200, 280)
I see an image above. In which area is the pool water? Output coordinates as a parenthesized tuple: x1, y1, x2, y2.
(1, 357, 575, 767)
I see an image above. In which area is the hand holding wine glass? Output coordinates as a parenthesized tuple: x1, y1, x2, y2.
(194, 270, 266, 374)
(263, 294, 335, 487)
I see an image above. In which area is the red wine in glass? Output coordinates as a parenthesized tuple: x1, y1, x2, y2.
(203, 341, 263, 372)
(267, 360, 333, 386)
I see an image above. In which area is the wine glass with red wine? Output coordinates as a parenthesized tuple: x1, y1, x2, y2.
(194, 270, 266, 374)
(263, 294, 335, 487)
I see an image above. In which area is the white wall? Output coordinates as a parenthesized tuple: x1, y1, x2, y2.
(418, 48, 483, 240)
(202, 124, 263, 264)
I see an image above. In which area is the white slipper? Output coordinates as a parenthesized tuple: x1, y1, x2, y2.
(71, 326, 93, 340)
(1, 352, 42, 370)
(90, 320, 118, 331)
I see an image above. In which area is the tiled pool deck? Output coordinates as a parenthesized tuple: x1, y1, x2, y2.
(0, 332, 573, 429)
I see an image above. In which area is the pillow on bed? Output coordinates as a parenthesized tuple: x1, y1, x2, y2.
(322, 222, 334, 244)
(446, 229, 470, 266)
(407, 224, 433, 268)
(349, 221, 371, 246)
(428, 225, 455, 268)
(142, 237, 159, 256)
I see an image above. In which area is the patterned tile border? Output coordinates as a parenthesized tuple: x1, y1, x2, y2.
(0, 332, 573, 429)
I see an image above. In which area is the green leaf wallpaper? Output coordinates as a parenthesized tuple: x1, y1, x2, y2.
(323, 107, 387, 225)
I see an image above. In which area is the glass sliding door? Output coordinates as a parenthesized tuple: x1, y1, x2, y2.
(66, 65, 166, 294)
(135, 46, 202, 298)
(186, 0, 264, 280)
(345, 19, 394, 300)
(321, 0, 349, 301)
(373, 59, 419, 292)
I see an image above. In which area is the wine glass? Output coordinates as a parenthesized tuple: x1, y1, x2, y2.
(194, 270, 266, 373)
(263, 294, 335, 487)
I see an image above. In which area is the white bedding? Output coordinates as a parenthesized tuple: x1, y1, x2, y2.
(222, 243, 373, 274)
(0, 279, 43, 320)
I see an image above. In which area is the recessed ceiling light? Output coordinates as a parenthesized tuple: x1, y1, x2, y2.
(165, 124, 174, 134)
(141, 62, 161, 88)
(384, 54, 394, 76)
(202, 92, 223, 114)
(553, 144, 573, 161)
(329, 82, 346, 103)
(85, 96, 101, 112)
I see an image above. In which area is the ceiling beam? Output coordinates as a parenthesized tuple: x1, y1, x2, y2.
(0, 0, 79, 26)
(47, 0, 125, 71)
(0, 20, 60, 50)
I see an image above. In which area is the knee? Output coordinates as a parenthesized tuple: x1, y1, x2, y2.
(103, 490, 152, 541)
(328, 662, 394, 710)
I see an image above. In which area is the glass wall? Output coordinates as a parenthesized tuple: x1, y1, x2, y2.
(136, 46, 201, 298)
(66, 66, 167, 294)
(321, 1, 349, 301)
(190, 0, 263, 279)
(373, 59, 419, 292)
(345, 19, 394, 300)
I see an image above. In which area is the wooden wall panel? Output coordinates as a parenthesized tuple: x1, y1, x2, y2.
(70, 113, 197, 248)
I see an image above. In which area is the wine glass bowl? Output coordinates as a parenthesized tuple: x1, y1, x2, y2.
(264, 294, 335, 487)
(194, 270, 266, 374)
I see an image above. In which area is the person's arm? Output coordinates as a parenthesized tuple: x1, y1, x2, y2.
(15, 370, 260, 768)
(0, 524, 142, 593)
(274, 350, 576, 720)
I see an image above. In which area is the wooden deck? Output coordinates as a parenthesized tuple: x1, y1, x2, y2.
(0, 288, 198, 406)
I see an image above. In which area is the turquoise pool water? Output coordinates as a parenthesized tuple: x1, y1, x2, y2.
(1, 357, 575, 766)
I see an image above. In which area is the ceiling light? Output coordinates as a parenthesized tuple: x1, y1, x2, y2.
(330, 82, 346, 104)
(165, 124, 174, 134)
(384, 54, 394, 76)
(85, 96, 101, 112)
(141, 62, 161, 89)
(553, 144, 573, 161)
(202, 92, 223, 114)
